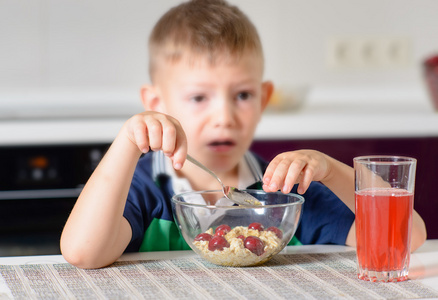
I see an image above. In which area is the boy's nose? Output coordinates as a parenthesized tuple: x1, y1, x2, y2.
(212, 99, 237, 128)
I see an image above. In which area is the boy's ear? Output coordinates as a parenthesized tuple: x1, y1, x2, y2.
(140, 84, 164, 112)
(261, 81, 274, 112)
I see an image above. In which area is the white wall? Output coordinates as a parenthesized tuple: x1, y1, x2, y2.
(1, 0, 437, 111)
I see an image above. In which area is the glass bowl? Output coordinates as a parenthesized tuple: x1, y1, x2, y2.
(171, 189, 304, 267)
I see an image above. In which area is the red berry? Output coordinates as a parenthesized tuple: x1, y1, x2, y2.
(237, 235, 245, 241)
(208, 236, 230, 251)
(244, 236, 265, 256)
(266, 226, 283, 239)
(215, 224, 231, 234)
(248, 222, 264, 231)
(214, 229, 228, 236)
(194, 233, 212, 242)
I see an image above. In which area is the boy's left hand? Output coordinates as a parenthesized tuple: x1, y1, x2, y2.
(262, 150, 331, 194)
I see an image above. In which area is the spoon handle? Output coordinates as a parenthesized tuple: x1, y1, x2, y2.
(186, 154, 224, 187)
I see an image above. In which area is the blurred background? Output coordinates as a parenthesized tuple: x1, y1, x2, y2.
(0, 0, 437, 255)
(1, 0, 437, 114)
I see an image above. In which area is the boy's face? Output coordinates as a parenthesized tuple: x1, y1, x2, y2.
(146, 51, 272, 173)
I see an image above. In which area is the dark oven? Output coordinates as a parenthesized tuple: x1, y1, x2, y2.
(0, 143, 110, 256)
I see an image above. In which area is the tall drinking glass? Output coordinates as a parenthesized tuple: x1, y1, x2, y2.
(354, 156, 416, 282)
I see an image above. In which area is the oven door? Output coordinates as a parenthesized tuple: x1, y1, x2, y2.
(0, 143, 109, 256)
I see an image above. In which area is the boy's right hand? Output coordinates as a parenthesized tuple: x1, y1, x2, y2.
(61, 110, 188, 269)
(122, 111, 187, 169)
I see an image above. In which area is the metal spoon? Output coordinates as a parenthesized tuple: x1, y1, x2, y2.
(186, 154, 262, 206)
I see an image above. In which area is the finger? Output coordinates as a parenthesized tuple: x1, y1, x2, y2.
(133, 123, 150, 153)
(282, 168, 303, 194)
(171, 129, 188, 170)
(297, 165, 315, 194)
(160, 119, 177, 156)
(263, 156, 282, 186)
(145, 118, 163, 151)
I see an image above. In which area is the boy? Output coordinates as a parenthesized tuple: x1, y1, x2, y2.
(60, 0, 426, 269)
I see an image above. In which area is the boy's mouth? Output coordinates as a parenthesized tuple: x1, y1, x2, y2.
(208, 140, 236, 152)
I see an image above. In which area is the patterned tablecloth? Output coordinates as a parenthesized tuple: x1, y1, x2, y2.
(1, 251, 438, 299)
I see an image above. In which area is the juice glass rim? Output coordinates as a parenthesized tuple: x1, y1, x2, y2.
(354, 155, 416, 165)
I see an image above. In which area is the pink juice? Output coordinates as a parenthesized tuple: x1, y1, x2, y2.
(355, 188, 413, 280)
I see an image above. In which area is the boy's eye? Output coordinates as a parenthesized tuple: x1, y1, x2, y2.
(237, 92, 251, 101)
(191, 95, 206, 102)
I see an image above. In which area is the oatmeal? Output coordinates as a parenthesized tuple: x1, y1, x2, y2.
(193, 223, 283, 266)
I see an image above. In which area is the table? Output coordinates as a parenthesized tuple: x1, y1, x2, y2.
(0, 240, 437, 299)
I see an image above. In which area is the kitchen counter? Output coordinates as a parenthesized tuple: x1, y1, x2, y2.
(258, 108, 438, 140)
(258, 86, 438, 140)
(1, 104, 437, 146)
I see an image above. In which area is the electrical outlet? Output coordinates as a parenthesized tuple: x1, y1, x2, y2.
(326, 36, 412, 70)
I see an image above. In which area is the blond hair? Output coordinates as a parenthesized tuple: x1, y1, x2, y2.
(148, 0, 263, 81)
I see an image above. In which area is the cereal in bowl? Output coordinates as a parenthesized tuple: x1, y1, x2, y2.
(193, 223, 283, 266)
